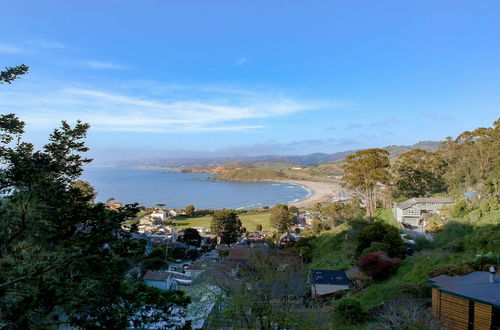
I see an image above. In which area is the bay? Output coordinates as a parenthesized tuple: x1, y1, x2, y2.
(82, 167, 311, 210)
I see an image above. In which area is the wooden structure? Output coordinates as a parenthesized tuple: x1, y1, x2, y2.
(430, 272, 499, 330)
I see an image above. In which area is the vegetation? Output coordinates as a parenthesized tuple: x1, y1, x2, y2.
(210, 210, 243, 245)
(0, 65, 190, 328)
(180, 227, 202, 246)
(270, 204, 294, 233)
(332, 298, 368, 325)
(342, 149, 391, 218)
(184, 204, 195, 217)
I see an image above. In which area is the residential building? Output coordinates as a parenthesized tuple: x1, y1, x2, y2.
(309, 270, 351, 298)
(430, 271, 499, 330)
(393, 197, 453, 227)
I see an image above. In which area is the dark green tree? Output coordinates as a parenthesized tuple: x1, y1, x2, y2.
(181, 227, 202, 247)
(0, 66, 190, 328)
(210, 210, 242, 245)
(356, 222, 406, 258)
(393, 149, 447, 198)
(0, 64, 29, 84)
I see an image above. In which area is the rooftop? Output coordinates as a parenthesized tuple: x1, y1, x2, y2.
(429, 271, 500, 307)
(396, 197, 453, 210)
(310, 270, 351, 286)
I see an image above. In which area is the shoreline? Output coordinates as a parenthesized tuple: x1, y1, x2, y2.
(273, 179, 343, 208)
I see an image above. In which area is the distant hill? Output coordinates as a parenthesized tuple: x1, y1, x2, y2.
(110, 140, 440, 169)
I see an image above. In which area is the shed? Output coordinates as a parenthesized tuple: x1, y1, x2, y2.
(309, 270, 351, 298)
(429, 271, 499, 330)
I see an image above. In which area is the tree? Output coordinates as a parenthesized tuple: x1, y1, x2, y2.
(0, 66, 190, 328)
(288, 205, 299, 214)
(210, 210, 242, 245)
(0, 64, 29, 84)
(342, 148, 391, 218)
(393, 149, 447, 198)
(72, 179, 97, 202)
(181, 227, 202, 247)
(356, 222, 406, 258)
(184, 204, 195, 217)
(255, 223, 263, 232)
(270, 204, 293, 233)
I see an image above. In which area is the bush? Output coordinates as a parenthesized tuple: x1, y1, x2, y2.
(360, 242, 390, 257)
(357, 252, 400, 281)
(356, 222, 406, 258)
(398, 282, 432, 299)
(452, 200, 470, 218)
(425, 215, 445, 233)
(414, 237, 432, 251)
(142, 257, 166, 270)
(333, 298, 368, 325)
(218, 250, 230, 257)
(371, 298, 440, 329)
(428, 263, 474, 277)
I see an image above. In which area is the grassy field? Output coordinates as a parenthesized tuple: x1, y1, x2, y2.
(173, 211, 272, 232)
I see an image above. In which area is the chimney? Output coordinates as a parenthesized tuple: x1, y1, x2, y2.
(489, 265, 496, 283)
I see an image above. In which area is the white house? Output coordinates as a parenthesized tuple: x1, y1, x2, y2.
(150, 209, 167, 221)
(143, 271, 178, 290)
(393, 197, 453, 227)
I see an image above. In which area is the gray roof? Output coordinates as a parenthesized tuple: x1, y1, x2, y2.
(310, 270, 351, 286)
(429, 271, 500, 307)
(396, 197, 453, 210)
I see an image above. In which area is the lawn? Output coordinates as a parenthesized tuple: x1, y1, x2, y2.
(173, 211, 272, 232)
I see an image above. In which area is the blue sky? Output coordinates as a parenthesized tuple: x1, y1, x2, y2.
(1, 1, 499, 163)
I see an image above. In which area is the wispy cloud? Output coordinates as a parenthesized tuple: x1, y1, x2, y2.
(0, 43, 25, 54)
(24, 40, 68, 49)
(0, 83, 332, 133)
(234, 57, 248, 65)
(83, 61, 126, 70)
(345, 123, 363, 129)
(370, 116, 401, 127)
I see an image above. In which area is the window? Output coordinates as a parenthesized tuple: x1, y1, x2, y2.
(408, 209, 415, 215)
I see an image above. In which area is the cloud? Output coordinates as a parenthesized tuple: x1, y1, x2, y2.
(83, 61, 126, 70)
(24, 40, 68, 49)
(370, 116, 401, 127)
(345, 123, 363, 129)
(419, 111, 454, 121)
(0, 83, 333, 133)
(0, 44, 25, 54)
(234, 57, 248, 65)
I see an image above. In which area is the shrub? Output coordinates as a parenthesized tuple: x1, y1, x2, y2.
(360, 242, 390, 257)
(142, 257, 166, 270)
(333, 298, 368, 325)
(357, 252, 400, 281)
(452, 200, 470, 218)
(372, 298, 440, 329)
(428, 263, 474, 277)
(414, 237, 432, 251)
(356, 222, 406, 258)
(425, 215, 445, 233)
(398, 282, 432, 299)
(218, 250, 230, 257)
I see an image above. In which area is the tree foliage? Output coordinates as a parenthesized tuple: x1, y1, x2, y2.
(181, 227, 202, 247)
(270, 204, 294, 233)
(0, 64, 29, 84)
(184, 204, 195, 217)
(0, 66, 190, 328)
(357, 252, 400, 281)
(356, 222, 406, 258)
(210, 210, 242, 245)
(342, 148, 391, 218)
(393, 149, 447, 198)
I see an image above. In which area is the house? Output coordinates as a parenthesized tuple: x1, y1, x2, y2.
(429, 271, 499, 330)
(393, 197, 453, 227)
(309, 270, 351, 298)
(105, 202, 122, 211)
(278, 232, 297, 246)
(151, 209, 167, 221)
(143, 271, 178, 291)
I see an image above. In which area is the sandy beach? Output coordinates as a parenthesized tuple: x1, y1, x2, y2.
(277, 179, 344, 208)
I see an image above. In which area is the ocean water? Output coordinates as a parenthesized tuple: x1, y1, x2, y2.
(81, 167, 311, 210)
